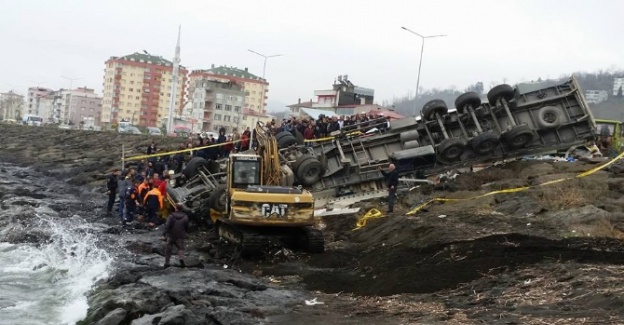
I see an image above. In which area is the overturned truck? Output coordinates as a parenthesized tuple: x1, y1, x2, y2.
(168, 76, 597, 215)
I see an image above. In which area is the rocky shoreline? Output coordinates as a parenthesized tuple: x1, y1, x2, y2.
(0, 125, 320, 325)
(6, 124, 624, 324)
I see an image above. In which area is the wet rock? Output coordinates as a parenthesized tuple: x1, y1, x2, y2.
(131, 305, 207, 325)
(87, 283, 172, 321)
(95, 308, 128, 325)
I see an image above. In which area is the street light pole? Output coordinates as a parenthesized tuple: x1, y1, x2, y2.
(247, 49, 284, 80)
(401, 26, 446, 116)
(61, 76, 82, 125)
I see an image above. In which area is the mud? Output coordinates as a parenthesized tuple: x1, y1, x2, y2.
(4, 124, 624, 324)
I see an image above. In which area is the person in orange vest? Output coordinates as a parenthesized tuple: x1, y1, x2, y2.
(144, 186, 164, 227)
(136, 176, 150, 220)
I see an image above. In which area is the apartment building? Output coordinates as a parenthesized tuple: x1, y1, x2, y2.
(191, 77, 245, 133)
(189, 65, 268, 114)
(100, 52, 188, 127)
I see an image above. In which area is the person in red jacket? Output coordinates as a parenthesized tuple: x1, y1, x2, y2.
(304, 123, 315, 147)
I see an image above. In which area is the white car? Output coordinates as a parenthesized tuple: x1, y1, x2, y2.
(147, 127, 162, 136)
(58, 124, 72, 130)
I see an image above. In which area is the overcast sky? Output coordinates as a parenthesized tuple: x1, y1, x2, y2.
(2, 0, 623, 111)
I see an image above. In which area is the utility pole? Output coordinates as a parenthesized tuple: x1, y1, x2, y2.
(167, 25, 181, 135)
(401, 27, 446, 116)
(247, 49, 284, 80)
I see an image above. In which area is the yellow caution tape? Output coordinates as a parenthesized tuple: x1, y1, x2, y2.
(303, 136, 335, 143)
(353, 150, 624, 230)
(125, 140, 241, 161)
(353, 208, 383, 231)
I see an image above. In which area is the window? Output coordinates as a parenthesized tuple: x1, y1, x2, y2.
(224, 115, 231, 122)
(233, 117, 239, 123)
(225, 105, 232, 111)
(129, 88, 133, 92)
(214, 114, 222, 120)
(243, 115, 247, 120)
(135, 96, 140, 100)
(216, 104, 223, 110)
(234, 106, 241, 113)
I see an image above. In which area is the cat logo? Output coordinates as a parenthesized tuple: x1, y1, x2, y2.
(261, 203, 288, 218)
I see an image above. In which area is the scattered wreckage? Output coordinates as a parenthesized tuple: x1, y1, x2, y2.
(166, 76, 598, 251)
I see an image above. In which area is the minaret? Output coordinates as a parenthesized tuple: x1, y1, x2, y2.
(167, 25, 181, 134)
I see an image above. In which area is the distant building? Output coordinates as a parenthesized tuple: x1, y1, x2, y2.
(585, 90, 609, 104)
(191, 77, 245, 133)
(286, 98, 314, 116)
(613, 78, 624, 96)
(100, 52, 189, 127)
(241, 108, 274, 131)
(0, 91, 24, 121)
(56, 87, 103, 127)
(287, 75, 375, 116)
(26, 87, 56, 122)
(189, 65, 268, 114)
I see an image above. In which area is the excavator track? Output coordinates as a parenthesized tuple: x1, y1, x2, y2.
(303, 227, 325, 253)
(216, 220, 270, 256)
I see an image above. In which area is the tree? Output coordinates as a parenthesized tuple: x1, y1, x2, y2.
(618, 86, 623, 98)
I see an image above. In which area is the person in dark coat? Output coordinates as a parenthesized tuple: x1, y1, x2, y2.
(162, 204, 190, 268)
(106, 169, 120, 214)
(379, 163, 399, 213)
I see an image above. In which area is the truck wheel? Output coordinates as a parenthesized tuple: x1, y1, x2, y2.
(183, 157, 209, 179)
(209, 185, 228, 213)
(277, 132, 298, 148)
(436, 138, 466, 161)
(455, 92, 482, 114)
(296, 157, 324, 186)
(503, 125, 535, 149)
(422, 99, 448, 121)
(535, 106, 563, 129)
(487, 84, 515, 105)
(469, 132, 499, 155)
(294, 129, 305, 145)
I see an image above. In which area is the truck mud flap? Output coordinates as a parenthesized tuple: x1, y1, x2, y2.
(391, 145, 436, 160)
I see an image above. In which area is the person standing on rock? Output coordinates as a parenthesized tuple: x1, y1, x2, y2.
(117, 173, 130, 221)
(147, 141, 157, 164)
(162, 204, 189, 268)
(106, 169, 120, 215)
(123, 178, 141, 225)
(379, 164, 399, 214)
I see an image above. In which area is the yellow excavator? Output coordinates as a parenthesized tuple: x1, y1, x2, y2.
(208, 123, 324, 255)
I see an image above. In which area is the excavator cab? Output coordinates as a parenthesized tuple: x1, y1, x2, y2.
(214, 152, 324, 255)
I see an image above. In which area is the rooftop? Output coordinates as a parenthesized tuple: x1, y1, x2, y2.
(112, 52, 181, 68)
(192, 66, 266, 83)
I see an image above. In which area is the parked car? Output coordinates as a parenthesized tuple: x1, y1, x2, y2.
(120, 126, 142, 135)
(147, 127, 162, 136)
(58, 124, 72, 130)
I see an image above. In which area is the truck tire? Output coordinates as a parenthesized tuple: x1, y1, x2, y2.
(276, 132, 298, 148)
(209, 185, 228, 213)
(503, 125, 535, 149)
(183, 157, 209, 179)
(296, 157, 324, 186)
(436, 138, 466, 161)
(294, 129, 305, 145)
(535, 106, 563, 129)
(422, 99, 448, 121)
(455, 92, 482, 114)
(469, 131, 499, 155)
(487, 84, 515, 105)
